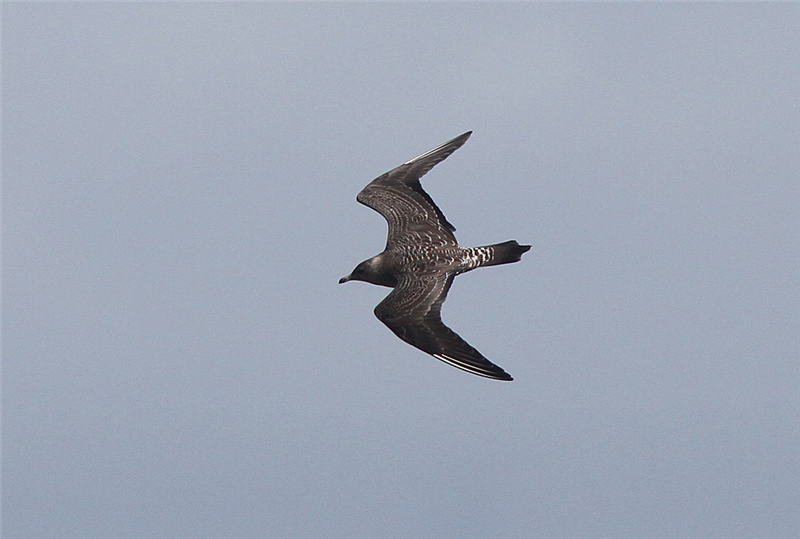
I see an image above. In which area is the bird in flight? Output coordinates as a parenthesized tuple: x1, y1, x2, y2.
(339, 132, 530, 381)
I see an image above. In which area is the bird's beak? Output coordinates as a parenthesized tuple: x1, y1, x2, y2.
(339, 275, 351, 284)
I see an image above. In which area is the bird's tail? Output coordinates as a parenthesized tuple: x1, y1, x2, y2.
(474, 240, 531, 268)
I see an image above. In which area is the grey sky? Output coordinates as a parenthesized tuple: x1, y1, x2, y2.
(3, 3, 799, 538)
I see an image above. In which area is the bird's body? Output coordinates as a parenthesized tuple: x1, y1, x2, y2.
(340, 132, 530, 381)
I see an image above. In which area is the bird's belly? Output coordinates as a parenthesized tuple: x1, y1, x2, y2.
(395, 246, 464, 273)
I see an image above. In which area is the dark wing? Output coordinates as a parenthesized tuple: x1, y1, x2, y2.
(356, 132, 472, 248)
(373, 272, 513, 381)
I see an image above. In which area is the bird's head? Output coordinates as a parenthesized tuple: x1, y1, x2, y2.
(338, 260, 370, 284)
(339, 255, 397, 287)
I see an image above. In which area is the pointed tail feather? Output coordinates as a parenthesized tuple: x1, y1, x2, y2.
(480, 240, 531, 267)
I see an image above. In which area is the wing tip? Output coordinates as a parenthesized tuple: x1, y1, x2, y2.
(433, 353, 514, 381)
(404, 130, 473, 166)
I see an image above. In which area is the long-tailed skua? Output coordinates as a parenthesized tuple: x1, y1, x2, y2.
(340, 131, 530, 381)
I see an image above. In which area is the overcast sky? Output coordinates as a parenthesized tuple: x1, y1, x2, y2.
(3, 3, 799, 539)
